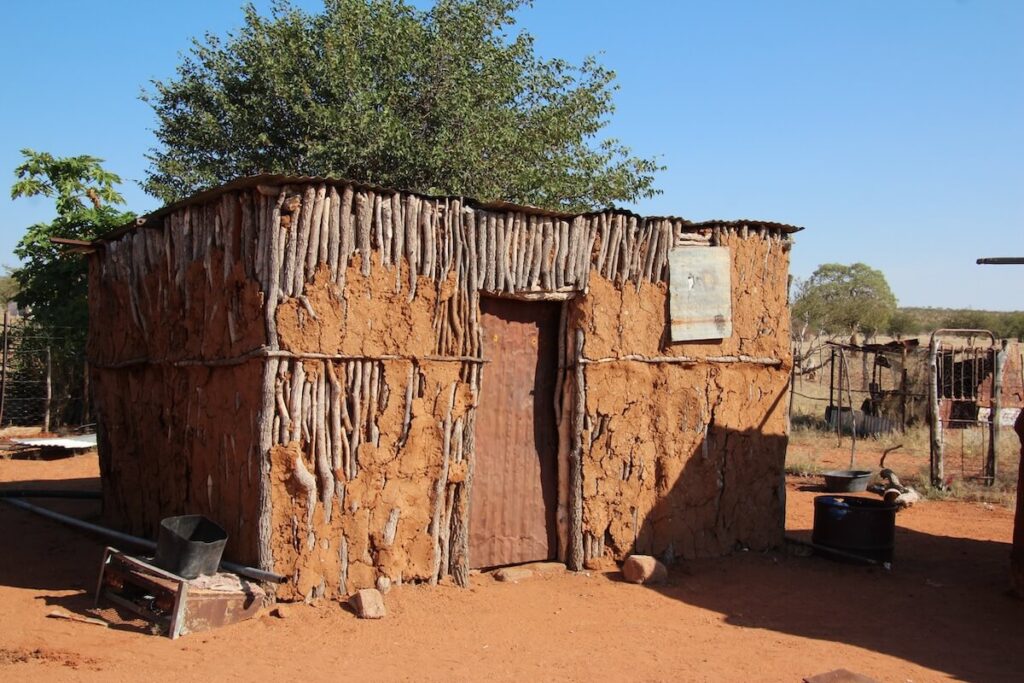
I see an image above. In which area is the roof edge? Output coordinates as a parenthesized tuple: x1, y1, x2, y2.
(94, 174, 804, 245)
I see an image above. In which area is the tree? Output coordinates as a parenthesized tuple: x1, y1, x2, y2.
(144, 0, 663, 210)
(9, 149, 135, 425)
(886, 309, 921, 339)
(792, 263, 897, 340)
(0, 269, 18, 308)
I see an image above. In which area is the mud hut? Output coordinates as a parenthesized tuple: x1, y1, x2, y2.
(84, 175, 800, 600)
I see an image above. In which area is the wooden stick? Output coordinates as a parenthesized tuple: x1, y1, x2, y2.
(595, 213, 609, 275)
(422, 200, 436, 279)
(327, 186, 341, 279)
(392, 193, 404, 290)
(373, 192, 384, 265)
(357, 191, 372, 276)
(399, 364, 415, 448)
(430, 382, 457, 584)
(529, 215, 543, 289)
(475, 210, 487, 289)
(381, 192, 393, 267)
(495, 215, 507, 292)
(306, 184, 326, 279)
(406, 195, 420, 301)
(337, 185, 354, 288)
(264, 192, 286, 349)
(568, 328, 585, 571)
(579, 354, 784, 366)
(291, 453, 317, 550)
(292, 185, 315, 295)
(464, 210, 479, 293)
(257, 357, 281, 572)
(485, 213, 497, 291)
(369, 362, 381, 446)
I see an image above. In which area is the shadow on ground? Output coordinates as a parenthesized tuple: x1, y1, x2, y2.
(612, 515, 1020, 681)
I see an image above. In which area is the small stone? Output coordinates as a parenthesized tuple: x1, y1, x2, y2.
(349, 588, 386, 619)
(376, 576, 392, 594)
(493, 566, 533, 583)
(270, 605, 291, 619)
(622, 555, 668, 584)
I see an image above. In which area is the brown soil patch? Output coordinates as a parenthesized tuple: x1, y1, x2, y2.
(2, 453, 1021, 681)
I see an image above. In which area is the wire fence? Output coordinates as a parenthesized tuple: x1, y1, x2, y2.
(0, 315, 88, 430)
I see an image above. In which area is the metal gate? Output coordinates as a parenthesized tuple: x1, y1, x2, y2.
(928, 329, 1008, 486)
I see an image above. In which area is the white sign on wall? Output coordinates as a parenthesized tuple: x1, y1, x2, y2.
(668, 246, 732, 342)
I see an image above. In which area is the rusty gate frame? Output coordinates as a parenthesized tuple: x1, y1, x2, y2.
(928, 328, 1008, 487)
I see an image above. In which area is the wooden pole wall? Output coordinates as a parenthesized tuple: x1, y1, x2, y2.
(90, 178, 796, 592)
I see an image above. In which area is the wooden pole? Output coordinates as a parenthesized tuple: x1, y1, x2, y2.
(841, 349, 856, 468)
(899, 346, 908, 433)
(987, 341, 1006, 486)
(82, 361, 90, 425)
(828, 346, 835, 415)
(929, 337, 944, 487)
(44, 346, 52, 433)
(836, 348, 843, 446)
(0, 310, 8, 426)
(568, 327, 585, 571)
(787, 344, 795, 434)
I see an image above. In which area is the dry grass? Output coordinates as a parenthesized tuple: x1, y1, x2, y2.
(786, 422, 1020, 509)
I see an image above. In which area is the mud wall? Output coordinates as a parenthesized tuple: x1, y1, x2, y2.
(89, 175, 798, 599)
(91, 364, 265, 563)
(269, 263, 476, 600)
(575, 229, 791, 563)
(88, 191, 270, 563)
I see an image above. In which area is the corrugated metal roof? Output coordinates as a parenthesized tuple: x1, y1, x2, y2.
(9, 434, 98, 449)
(92, 174, 804, 246)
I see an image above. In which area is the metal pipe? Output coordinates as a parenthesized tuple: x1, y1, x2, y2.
(0, 497, 285, 584)
(785, 535, 890, 569)
(976, 257, 1024, 265)
(0, 489, 101, 499)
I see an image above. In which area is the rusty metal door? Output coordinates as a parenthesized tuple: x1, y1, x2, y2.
(470, 298, 560, 568)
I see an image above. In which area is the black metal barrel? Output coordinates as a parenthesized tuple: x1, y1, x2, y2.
(154, 515, 228, 579)
(812, 495, 897, 563)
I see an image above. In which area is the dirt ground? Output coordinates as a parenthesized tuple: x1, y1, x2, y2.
(1, 451, 1020, 682)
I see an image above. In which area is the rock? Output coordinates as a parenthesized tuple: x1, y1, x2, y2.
(376, 576, 392, 594)
(622, 555, 668, 584)
(348, 588, 386, 619)
(493, 566, 534, 583)
(270, 604, 291, 619)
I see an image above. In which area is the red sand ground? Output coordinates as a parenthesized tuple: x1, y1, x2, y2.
(0, 452, 1020, 682)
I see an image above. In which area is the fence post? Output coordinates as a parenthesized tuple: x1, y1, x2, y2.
(987, 341, 1007, 486)
(899, 346, 908, 433)
(44, 346, 52, 433)
(929, 337, 944, 487)
(82, 360, 90, 425)
(0, 309, 8, 427)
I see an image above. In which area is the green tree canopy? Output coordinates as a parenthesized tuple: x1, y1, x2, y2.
(792, 263, 897, 339)
(10, 149, 134, 345)
(144, 0, 662, 210)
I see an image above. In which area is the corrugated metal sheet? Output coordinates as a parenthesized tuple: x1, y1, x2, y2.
(668, 246, 733, 342)
(470, 299, 559, 568)
(9, 434, 97, 449)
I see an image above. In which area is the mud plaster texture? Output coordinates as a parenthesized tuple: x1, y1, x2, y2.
(576, 231, 791, 561)
(87, 176, 796, 602)
(266, 259, 473, 600)
(88, 198, 268, 564)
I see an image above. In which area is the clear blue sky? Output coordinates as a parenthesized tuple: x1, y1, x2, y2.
(1, 0, 1021, 309)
